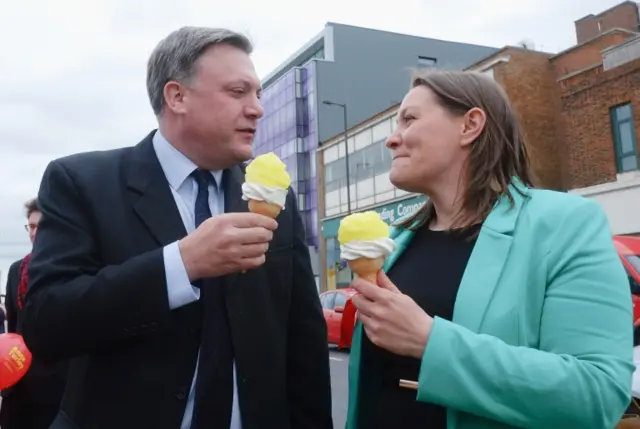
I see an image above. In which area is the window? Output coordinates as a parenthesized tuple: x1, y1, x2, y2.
(627, 255, 640, 273)
(418, 56, 437, 68)
(322, 292, 336, 310)
(324, 157, 347, 192)
(334, 293, 347, 308)
(371, 119, 391, 142)
(611, 103, 639, 173)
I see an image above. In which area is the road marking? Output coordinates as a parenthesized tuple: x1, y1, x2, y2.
(329, 356, 343, 362)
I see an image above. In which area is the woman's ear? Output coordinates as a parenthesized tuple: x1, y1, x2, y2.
(460, 107, 486, 148)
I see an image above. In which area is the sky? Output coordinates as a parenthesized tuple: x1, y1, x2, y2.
(0, 0, 627, 282)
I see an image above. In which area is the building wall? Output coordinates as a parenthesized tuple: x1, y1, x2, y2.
(558, 57, 640, 190)
(315, 24, 498, 143)
(575, 1, 639, 44)
(493, 49, 565, 189)
(571, 173, 640, 235)
(467, 48, 565, 190)
(555, 28, 640, 235)
(469, 32, 640, 235)
(551, 30, 635, 78)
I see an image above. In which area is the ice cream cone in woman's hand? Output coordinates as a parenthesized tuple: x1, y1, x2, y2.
(338, 211, 397, 284)
(242, 152, 291, 219)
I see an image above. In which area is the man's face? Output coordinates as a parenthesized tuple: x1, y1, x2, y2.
(178, 43, 264, 169)
(26, 210, 41, 244)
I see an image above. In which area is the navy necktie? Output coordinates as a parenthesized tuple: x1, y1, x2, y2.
(190, 169, 234, 429)
(192, 169, 213, 228)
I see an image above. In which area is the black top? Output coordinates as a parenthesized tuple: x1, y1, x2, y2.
(357, 223, 481, 429)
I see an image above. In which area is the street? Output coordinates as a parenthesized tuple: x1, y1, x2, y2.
(330, 348, 350, 429)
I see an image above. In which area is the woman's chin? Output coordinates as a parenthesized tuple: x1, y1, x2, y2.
(389, 171, 407, 188)
(389, 173, 423, 195)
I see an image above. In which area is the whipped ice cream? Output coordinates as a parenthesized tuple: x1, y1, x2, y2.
(340, 237, 397, 261)
(242, 182, 288, 209)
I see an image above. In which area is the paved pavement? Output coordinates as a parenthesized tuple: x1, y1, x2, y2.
(329, 348, 350, 429)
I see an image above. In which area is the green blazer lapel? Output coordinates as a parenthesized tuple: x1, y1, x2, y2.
(346, 219, 417, 429)
(452, 182, 529, 332)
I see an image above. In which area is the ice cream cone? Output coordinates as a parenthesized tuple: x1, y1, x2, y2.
(348, 256, 384, 284)
(248, 199, 282, 219)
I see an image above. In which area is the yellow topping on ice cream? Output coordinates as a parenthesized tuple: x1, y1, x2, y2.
(245, 152, 291, 189)
(338, 211, 390, 244)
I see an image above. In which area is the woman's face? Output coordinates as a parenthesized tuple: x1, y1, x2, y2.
(386, 86, 470, 194)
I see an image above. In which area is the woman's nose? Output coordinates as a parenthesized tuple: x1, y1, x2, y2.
(386, 132, 401, 149)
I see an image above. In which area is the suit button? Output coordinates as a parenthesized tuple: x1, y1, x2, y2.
(175, 388, 187, 400)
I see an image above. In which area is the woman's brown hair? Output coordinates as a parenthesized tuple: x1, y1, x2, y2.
(397, 69, 536, 231)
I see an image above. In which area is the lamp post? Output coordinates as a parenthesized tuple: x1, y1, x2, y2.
(322, 100, 351, 215)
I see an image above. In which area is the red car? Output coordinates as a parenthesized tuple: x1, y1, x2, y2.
(613, 235, 640, 344)
(319, 288, 358, 349)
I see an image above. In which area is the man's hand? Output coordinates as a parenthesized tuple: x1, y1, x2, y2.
(178, 213, 278, 280)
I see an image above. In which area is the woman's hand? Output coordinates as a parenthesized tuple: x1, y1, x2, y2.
(351, 271, 433, 359)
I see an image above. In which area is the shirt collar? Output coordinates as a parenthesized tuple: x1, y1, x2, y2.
(152, 130, 223, 190)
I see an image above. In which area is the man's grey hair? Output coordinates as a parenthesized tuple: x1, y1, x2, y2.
(146, 27, 253, 116)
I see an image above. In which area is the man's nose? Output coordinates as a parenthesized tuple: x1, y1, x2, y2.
(246, 99, 264, 119)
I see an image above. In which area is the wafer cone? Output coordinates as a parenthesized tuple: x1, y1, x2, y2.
(248, 199, 282, 218)
(348, 256, 384, 284)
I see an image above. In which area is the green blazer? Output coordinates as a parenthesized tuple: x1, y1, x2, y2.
(346, 184, 635, 429)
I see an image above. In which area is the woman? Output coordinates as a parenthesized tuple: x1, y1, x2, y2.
(346, 70, 634, 429)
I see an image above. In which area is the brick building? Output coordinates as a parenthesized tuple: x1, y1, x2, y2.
(575, 1, 639, 44)
(466, 1, 640, 235)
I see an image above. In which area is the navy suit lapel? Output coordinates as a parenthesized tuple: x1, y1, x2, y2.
(125, 132, 187, 247)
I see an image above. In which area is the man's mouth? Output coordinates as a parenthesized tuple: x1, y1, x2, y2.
(237, 127, 256, 135)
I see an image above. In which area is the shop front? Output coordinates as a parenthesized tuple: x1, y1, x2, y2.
(320, 194, 427, 290)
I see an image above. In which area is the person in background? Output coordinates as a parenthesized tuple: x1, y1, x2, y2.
(21, 27, 332, 429)
(0, 302, 6, 334)
(345, 70, 634, 429)
(0, 198, 68, 429)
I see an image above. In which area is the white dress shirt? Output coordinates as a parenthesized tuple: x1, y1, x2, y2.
(153, 131, 242, 429)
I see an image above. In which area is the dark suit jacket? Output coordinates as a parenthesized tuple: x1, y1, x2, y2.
(22, 131, 333, 429)
(5, 260, 20, 335)
(2, 258, 68, 409)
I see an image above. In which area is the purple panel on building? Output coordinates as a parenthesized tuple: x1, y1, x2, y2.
(254, 61, 319, 248)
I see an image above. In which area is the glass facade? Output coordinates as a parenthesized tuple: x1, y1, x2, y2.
(254, 62, 319, 247)
(322, 112, 410, 218)
(319, 109, 428, 289)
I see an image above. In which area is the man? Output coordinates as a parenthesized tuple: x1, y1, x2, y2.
(22, 27, 332, 429)
(1, 198, 68, 429)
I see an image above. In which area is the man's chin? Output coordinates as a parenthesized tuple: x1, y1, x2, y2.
(234, 145, 254, 164)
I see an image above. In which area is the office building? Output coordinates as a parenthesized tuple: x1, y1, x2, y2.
(253, 23, 498, 283)
(317, 103, 430, 289)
